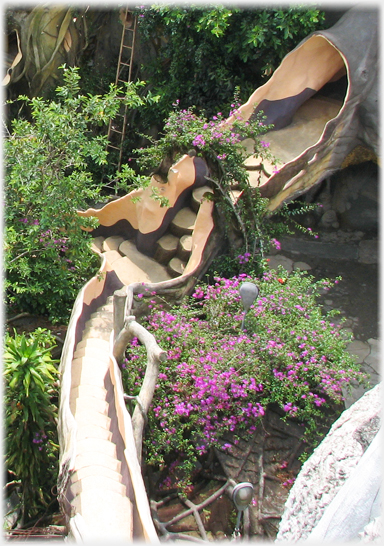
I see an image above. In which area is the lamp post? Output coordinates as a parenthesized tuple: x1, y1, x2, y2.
(231, 482, 254, 539)
(239, 282, 259, 330)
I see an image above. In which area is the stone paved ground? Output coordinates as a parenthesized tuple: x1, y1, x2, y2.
(266, 230, 380, 409)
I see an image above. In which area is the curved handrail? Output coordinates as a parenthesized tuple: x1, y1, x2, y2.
(57, 155, 217, 540)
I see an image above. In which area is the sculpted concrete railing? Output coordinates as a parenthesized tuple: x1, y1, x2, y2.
(57, 154, 217, 540)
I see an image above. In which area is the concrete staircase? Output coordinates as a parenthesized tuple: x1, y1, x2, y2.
(91, 185, 213, 282)
(65, 184, 214, 539)
(68, 297, 133, 540)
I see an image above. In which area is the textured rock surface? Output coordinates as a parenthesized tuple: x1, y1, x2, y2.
(306, 429, 381, 542)
(275, 383, 381, 542)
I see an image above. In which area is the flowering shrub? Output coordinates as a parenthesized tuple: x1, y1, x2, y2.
(135, 101, 274, 271)
(4, 66, 153, 323)
(134, 100, 276, 186)
(134, 100, 320, 279)
(122, 268, 367, 486)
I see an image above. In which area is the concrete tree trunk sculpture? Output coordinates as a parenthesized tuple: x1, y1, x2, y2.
(54, 5, 379, 540)
(228, 6, 378, 211)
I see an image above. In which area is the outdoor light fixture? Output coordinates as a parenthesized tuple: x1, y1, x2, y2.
(232, 482, 254, 511)
(231, 482, 254, 539)
(239, 282, 259, 330)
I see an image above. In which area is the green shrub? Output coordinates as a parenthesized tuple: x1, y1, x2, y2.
(131, 100, 319, 276)
(134, 5, 326, 124)
(3, 328, 59, 524)
(122, 269, 367, 489)
(4, 66, 154, 323)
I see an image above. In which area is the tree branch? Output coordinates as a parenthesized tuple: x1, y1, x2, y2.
(113, 314, 167, 462)
(205, 176, 250, 255)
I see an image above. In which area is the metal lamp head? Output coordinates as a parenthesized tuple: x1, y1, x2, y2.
(239, 283, 259, 312)
(232, 482, 254, 511)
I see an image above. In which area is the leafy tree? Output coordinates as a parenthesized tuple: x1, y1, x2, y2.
(4, 66, 154, 322)
(135, 4, 326, 124)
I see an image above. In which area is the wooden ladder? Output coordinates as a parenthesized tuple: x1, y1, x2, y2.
(107, 8, 137, 171)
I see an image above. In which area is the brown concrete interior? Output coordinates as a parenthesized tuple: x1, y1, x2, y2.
(229, 36, 347, 188)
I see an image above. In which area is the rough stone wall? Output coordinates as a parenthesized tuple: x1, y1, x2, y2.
(275, 382, 381, 542)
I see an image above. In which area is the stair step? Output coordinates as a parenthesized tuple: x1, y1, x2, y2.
(170, 207, 197, 237)
(71, 395, 109, 417)
(191, 185, 214, 213)
(90, 309, 113, 322)
(177, 234, 192, 262)
(72, 355, 110, 368)
(103, 249, 123, 266)
(76, 424, 113, 442)
(76, 437, 117, 460)
(154, 233, 179, 264)
(71, 358, 109, 389)
(168, 256, 186, 278)
(73, 345, 110, 362)
(70, 474, 126, 498)
(74, 409, 112, 430)
(71, 465, 122, 484)
(84, 315, 113, 331)
(71, 489, 133, 539)
(70, 384, 108, 402)
(91, 236, 104, 253)
(113, 253, 171, 285)
(74, 451, 121, 474)
(76, 338, 110, 353)
(102, 236, 124, 252)
(81, 327, 112, 343)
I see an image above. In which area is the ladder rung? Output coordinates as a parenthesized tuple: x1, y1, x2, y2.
(110, 128, 123, 135)
(122, 44, 133, 50)
(120, 62, 131, 67)
(107, 144, 121, 151)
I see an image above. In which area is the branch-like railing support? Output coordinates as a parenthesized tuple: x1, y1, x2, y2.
(150, 479, 239, 541)
(113, 287, 167, 463)
(113, 287, 127, 341)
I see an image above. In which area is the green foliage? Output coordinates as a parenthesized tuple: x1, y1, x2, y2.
(3, 328, 59, 523)
(4, 66, 152, 322)
(122, 269, 366, 489)
(135, 4, 325, 123)
(132, 100, 279, 266)
(133, 99, 319, 276)
(134, 99, 275, 177)
(207, 197, 322, 279)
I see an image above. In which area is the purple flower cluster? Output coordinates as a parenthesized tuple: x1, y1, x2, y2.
(122, 270, 366, 475)
(32, 431, 47, 451)
(271, 238, 281, 250)
(192, 134, 206, 147)
(39, 230, 69, 252)
(237, 252, 252, 264)
(19, 217, 39, 225)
